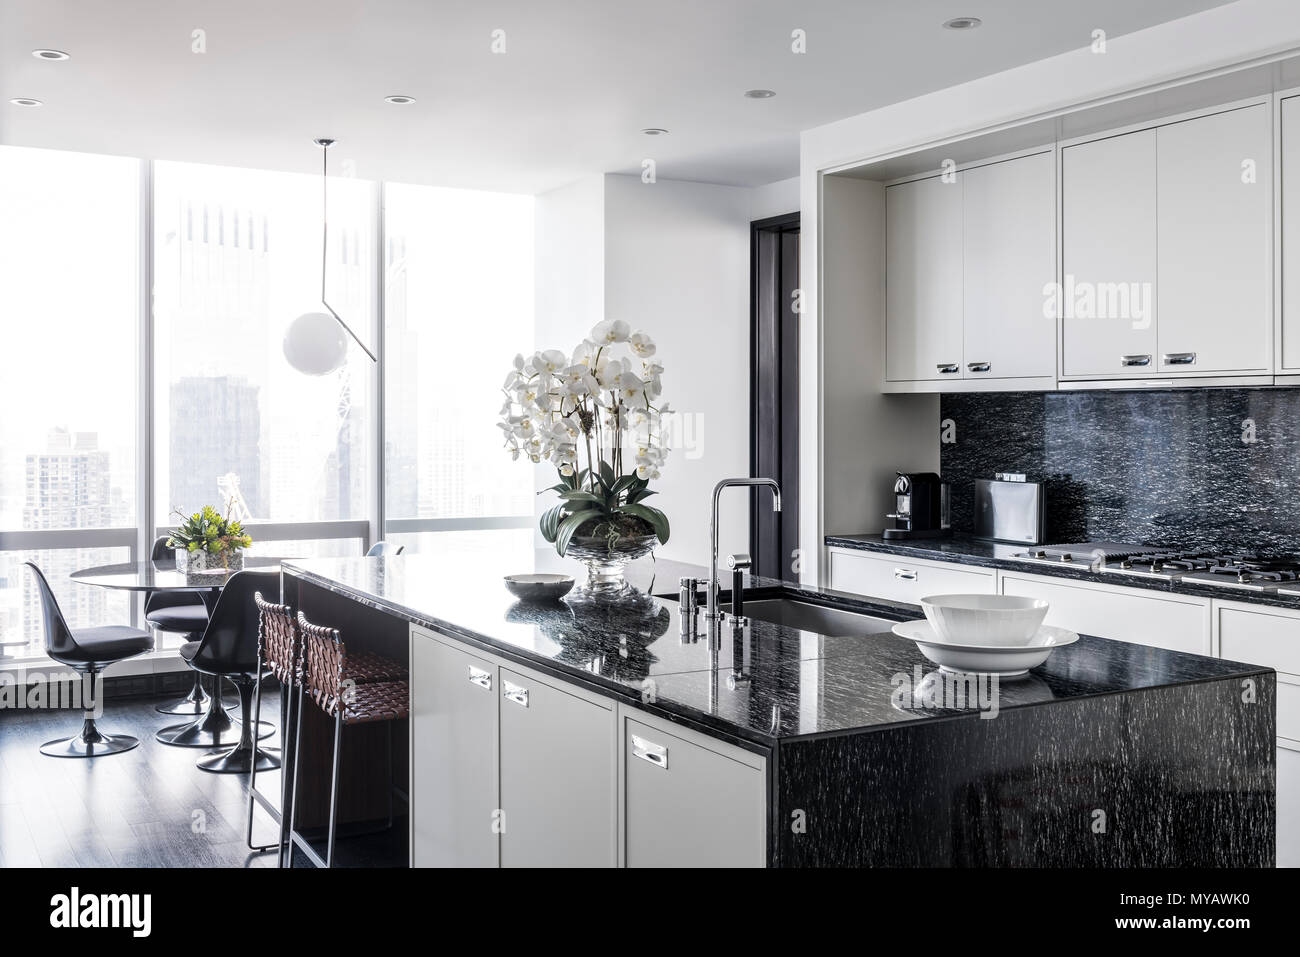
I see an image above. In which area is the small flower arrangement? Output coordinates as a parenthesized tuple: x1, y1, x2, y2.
(499, 320, 671, 557)
(167, 504, 253, 571)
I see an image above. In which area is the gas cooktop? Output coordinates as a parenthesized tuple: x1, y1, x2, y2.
(1012, 544, 1300, 593)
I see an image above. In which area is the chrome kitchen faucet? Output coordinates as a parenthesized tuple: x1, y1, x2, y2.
(706, 477, 781, 620)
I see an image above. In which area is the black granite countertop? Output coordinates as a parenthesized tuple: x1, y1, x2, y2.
(826, 533, 1300, 611)
(281, 547, 1270, 750)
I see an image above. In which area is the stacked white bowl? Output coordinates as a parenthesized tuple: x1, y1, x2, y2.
(919, 594, 1050, 646)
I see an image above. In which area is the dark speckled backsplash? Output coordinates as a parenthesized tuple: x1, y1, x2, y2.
(940, 388, 1300, 552)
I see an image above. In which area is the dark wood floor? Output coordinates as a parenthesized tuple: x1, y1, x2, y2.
(0, 690, 406, 868)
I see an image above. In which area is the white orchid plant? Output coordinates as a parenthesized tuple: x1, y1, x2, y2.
(499, 320, 672, 556)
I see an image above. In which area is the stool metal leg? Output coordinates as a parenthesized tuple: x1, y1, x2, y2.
(287, 679, 307, 869)
(326, 711, 343, 868)
(246, 660, 286, 848)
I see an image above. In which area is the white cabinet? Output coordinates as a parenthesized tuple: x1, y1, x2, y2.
(885, 174, 964, 382)
(1061, 103, 1271, 379)
(1061, 129, 1159, 377)
(999, 572, 1210, 655)
(885, 151, 1056, 389)
(963, 151, 1056, 380)
(1213, 601, 1300, 867)
(498, 666, 617, 867)
(1280, 95, 1300, 373)
(409, 627, 617, 868)
(621, 709, 767, 868)
(410, 631, 499, 867)
(828, 547, 994, 605)
(1156, 105, 1270, 374)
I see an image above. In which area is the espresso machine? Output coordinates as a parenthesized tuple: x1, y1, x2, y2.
(883, 472, 952, 540)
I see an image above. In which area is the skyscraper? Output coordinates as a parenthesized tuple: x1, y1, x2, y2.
(19, 429, 121, 643)
(168, 376, 263, 518)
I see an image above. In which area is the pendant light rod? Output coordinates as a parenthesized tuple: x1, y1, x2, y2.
(315, 137, 377, 362)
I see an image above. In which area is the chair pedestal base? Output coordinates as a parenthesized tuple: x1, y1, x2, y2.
(156, 673, 234, 715)
(41, 716, 138, 758)
(157, 687, 272, 748)
(199, 745, 280, 774)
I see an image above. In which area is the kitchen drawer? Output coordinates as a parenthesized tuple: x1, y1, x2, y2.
(1000, 573, 1209, 655)
(828, 548, 994, 605)
(1218, 606, 1300, 675)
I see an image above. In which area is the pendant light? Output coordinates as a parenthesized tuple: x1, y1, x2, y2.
(283, 138, 377, 375)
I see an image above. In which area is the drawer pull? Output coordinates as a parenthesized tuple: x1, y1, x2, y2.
(1163, 352, 1197, 366)
(966, 361, 991, 373)
(502, 680, 528, 707)
(631, 734, 668, 769)
(1120, 354, 1152, 367)
(467, 666, 492, 690)
(936, 363, 960, 374)
(894, 567, 917, 581)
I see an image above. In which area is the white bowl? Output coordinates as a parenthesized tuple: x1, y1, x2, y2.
(920, 593, 1049, 646)
(892, 620, 1079, 677)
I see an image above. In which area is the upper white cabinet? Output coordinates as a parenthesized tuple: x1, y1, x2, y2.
(1156, 105, 1270, 374)
(885, 174, 964, 382)
(1061, 129, 1159, 377)
(1061, 103, 1271, 380)
(885, 150, 1055, 389)
(1280, 95, 1300, 374)
(962, 151, 1056, 380)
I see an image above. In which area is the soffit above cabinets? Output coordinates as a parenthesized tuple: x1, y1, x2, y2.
(835, 52, 1300, 184)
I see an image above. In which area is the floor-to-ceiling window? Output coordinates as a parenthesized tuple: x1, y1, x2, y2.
(0, 146, 141, 660)
(381, 183, 535, 553)
(0, 154, 536, 666)
(153, 161, 376, 559)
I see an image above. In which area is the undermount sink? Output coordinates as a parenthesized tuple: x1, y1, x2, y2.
(666, 596, 889, 636)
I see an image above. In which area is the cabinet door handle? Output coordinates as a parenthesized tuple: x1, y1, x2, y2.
(1119, 354, 1151, 367)
(502, 680, 529, 707)
(966, 362, 991, 373)
(935, 363, 960, 374)
(631, 734, 668, 769)
(467, 666, 492, 690)
(1163, 352, 1197, 366)
(894, 567, 917, 581)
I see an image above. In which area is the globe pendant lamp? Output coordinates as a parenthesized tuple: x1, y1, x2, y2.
(283, 138, 377, 375)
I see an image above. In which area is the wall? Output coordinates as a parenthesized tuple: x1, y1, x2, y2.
(941, 387, 1300, 552)
(749, 176, 799, 222)
(533, 173, 762, 565)
(602, 174, 753, 564)
(799, 0, 1300, 585)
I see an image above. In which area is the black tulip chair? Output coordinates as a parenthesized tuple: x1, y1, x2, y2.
(24, 562, 153, 758)
(171, 570, 282, 774)
(145, 536, 228, 716)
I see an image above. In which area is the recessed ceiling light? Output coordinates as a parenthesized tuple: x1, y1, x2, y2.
(641, 127, 669, 136)
(942, 16, 982, 30)
(10, 98, 43, 107)
(384, 95, 416, 105)
(32, 49, 69, 61)
(744, 89, 776, 99)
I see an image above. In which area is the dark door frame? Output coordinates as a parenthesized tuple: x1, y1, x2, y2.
(750, 211, 800, 581)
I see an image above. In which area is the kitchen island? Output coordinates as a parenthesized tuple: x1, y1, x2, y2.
(280, 552, 1276, 868)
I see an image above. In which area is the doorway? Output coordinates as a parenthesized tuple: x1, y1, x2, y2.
(750, 212, 800, 582)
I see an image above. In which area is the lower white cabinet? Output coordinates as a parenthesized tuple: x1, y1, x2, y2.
(828, 547, 995, 605)
(410, 633, 499, 867)
(1213, 600, 1300, 868)
(410, 624, 770, 868)
(999, 572, 1210, 655)
(620, 709, 766, 868)
(1278, 744, 1300, 868)
(498, 667, 617, 867)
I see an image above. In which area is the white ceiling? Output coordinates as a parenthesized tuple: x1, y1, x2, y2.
(0, 0, 1235, 194)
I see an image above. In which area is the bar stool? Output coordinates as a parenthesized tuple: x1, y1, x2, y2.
(246, 593, 299, 861)
(288, 610, 408, 868)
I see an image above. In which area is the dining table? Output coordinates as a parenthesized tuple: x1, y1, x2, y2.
(70, 555, 292, 747)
